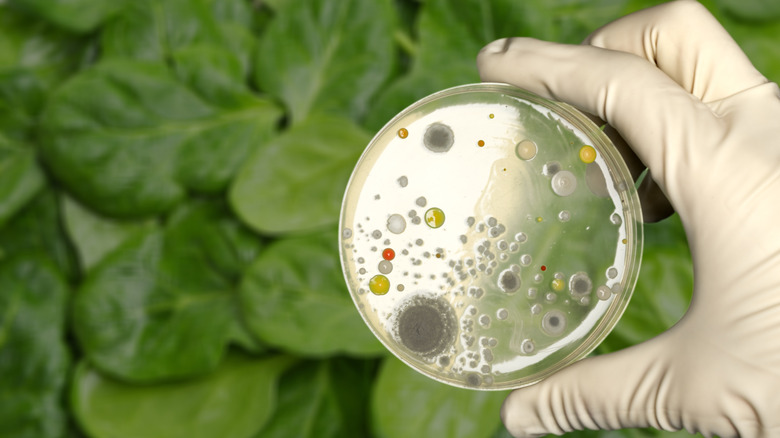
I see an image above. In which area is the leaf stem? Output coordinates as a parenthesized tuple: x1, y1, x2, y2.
(393, 30, 418, 57)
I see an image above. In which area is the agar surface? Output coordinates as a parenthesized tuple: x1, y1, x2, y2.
(340, 90, 636, 389)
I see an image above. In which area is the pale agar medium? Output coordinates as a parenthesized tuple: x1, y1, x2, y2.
(339, 83, 642, 390)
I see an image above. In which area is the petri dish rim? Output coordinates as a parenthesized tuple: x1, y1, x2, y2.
(339, 82, 643, 390)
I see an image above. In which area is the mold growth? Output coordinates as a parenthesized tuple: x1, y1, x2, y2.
(569, 272, 593, 298)
(394, 295, 457, 357)
(541, 310, 566, 336)
(387, 214, 406, 234)
(515, 139, 537, 160)
(423, 123, 454, 153)
(497, 269, 521, 293)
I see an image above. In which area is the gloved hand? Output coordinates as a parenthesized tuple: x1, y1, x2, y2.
(477, 1, 780, 436)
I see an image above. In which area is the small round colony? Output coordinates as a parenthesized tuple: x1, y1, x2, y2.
(515, 140, 537, 160)
(425, 207, 445, 228)
(579, 145, 597, 163)
(423, 123, 454, 153)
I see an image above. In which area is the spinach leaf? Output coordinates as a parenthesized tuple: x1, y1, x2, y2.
(0, 5, 92, 141)
(368, 0, 779, 133)
(171, 45, 256, 109)
(230, 113, 368, 234)
(100, 0, 220, 61)
(253, 0, 397, 124)
(0, 136, 45, 228)
(101, 0, 255, 75)
(365, 0, 629, 130)
(364, 0, 518, 129)
(71, 353, 295, 438)
(239, 231, 384, 356)
(0, 71, 49, 142)
(73, 200, 263, 382)
(706, 3, 780, 85)
(7, 0, 130, 33)
(255, 358, 378, 438)
(164, 200, 263, 282)
(61, 195, 157, 274)
(207, 0, 254, 27)
(0, 255, 70, 438)
(0, 189, 79, 280)
(713, 0, 780, 22)
(372, 356, 506, 438)
(364, 73, 456, 132)
(0, 5, 90, 73)
(39, 59, 280, 218)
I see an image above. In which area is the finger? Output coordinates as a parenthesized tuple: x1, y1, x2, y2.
(501, 336, 679, 437)
(584, 0, 769, 103)
(476, 37, 722, 210)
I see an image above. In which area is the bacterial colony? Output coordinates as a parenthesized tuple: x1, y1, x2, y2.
(340, 85, 641, 390)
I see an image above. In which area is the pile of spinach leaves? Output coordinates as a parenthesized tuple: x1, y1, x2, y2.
(1, 0, 777, 437)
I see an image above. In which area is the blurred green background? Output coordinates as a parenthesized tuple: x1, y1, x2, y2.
(1, 0, 778, 437)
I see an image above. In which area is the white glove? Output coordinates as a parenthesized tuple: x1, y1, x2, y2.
(477, 1, 780, 436)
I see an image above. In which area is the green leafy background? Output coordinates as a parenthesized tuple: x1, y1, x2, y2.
(0, 0, 775, 437)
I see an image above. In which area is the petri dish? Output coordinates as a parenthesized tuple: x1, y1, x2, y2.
(338, 83, 642, 390)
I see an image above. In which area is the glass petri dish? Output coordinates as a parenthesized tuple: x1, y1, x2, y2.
(339, 83, 642, 390)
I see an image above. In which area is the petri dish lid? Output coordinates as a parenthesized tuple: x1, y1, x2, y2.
(339, 83, 642, 390)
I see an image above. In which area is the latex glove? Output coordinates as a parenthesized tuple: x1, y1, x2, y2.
(477, 1, 780, 436)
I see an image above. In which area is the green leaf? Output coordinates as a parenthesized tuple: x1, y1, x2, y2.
(101, 0, 220, 61)
(164, 200, 263, 282)
(73, 200, 263, 382)
(0, 255, 70, 438)
(372, 356, 506, 438)
(230, 113, 368, 234)
(7, 0, 130, 33)
(253, 0, 397, 123)
(239, 231, 384, 356)
(713, 0, 780, 22)
(258, 0, 289, 12)
(101, 0, 255, 75)
(0, 5, 92, 140)
(39, 59, 281, 218)
(0, 136, 45, 228)
(255, 358, 378, 438)
(363, 0, 504, 129)
(71, 353, 295, 438)
(365, 0, 630, 130)
(363, 71, 454, 132)
(207, 0, 254, 27)
(171, 45, 255, 109)
(61, 195, 157, 274)
(0, 71, 49, 141)
(66, 425, 88, 438)
(0, 189, 79, 280)
(704, 3, 780, 85)
(413, 0, 628, 68)
(165, 200, 267, 355)
(733, 21, 780, 86)
(0, 6, 87, 72)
